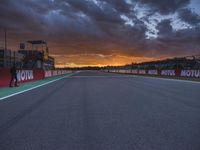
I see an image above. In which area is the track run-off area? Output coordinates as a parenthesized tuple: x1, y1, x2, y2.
(0, 71, 200, 150)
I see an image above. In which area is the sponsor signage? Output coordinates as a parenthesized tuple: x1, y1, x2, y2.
(148, 70, 158, 75)
(131, 70, 138, 74)
(17, 70, 34, 82)
(44, 70, 72, 78)
(0, 68, 72, 87)
(108, 69, 200, 78)
(161, 70, 176, 76)
(138, 70, 146, 74)
(45, 70, 52, 78)
(181, 70, 200, 78)
(0, 68, 44, 87)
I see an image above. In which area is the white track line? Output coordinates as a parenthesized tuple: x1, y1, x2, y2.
(0, 74, 74, 101)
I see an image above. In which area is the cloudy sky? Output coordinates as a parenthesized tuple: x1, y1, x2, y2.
(0, 0, 200, 67)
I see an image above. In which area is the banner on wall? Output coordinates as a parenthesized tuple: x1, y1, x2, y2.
(0, 69, 72, 87)
(161, 70, 176, 76)
(180, 70, 200, 78)
(44, 70, 73, 78)
(147, 70, 158, 75)
(17, 70, 34, 81)
(108, 69, 200, 78)
(0, 68, 44, 87)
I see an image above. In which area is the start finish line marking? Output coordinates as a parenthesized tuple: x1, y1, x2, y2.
(0, 74, 74, 101)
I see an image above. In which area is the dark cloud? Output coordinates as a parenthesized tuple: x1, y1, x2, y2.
(150, 19, 200, 57)
(156, 19, 173, 37)
(139, 0, 190, 14)
(102, 0, 132, 13)
(178, 8, 200, 25)
(0, 0, 199, 66)
(57, 0, 125, 24)
(156, 19, 200, 43)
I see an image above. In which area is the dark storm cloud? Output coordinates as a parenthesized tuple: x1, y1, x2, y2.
(56, 0, 123, 24)
(139, 0, 190, 14)
(147, 19, 200, 56)
(178, 8, 200, 25)
(156, 19, 173, 38)
(0, 0, 199, 62)
(102, 0, 132, 13)
(0, 0, 53, 33)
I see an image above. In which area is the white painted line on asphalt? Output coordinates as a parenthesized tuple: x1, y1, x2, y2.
(0, 74, 75, 101)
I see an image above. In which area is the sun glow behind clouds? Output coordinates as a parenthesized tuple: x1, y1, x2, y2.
(52, 53, 157, 68)
(1, 0, 200, 68)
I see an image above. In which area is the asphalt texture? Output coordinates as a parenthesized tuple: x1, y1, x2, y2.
(0, 71, 200, 150)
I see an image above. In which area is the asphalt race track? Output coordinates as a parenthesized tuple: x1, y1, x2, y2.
(0, 71, 200, 150)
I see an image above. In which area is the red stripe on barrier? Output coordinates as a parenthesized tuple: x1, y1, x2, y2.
(0, 68, 44, 87)
(0, 69, 74, 87)
(108, 69, 200, 78)
(44, 70, 73, 78)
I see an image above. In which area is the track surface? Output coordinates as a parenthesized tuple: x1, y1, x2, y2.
(0, 71, 200, 150)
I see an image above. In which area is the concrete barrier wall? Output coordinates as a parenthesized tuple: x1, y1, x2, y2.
(0, 68, 73, 87)
(107, 69, 200, 78)
(0, 68, 44, 87)
(44, 70, 73, 78)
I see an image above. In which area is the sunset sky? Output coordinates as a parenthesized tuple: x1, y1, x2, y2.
(0, 0, 200, 67)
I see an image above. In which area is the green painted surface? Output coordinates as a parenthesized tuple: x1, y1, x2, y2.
(0, 74, 73, 99)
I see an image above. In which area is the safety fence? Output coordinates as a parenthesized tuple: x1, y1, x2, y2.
(106, 69, 200, 78)
(0, 68, 73, 87)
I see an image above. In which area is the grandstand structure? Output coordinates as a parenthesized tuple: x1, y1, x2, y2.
(105, 55, 200, 70)
(18, 40, 55, 70)
(132, 55, 200, 70)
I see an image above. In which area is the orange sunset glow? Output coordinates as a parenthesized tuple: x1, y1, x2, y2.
(0, 0, 199, 68)
(52, 54, 158, 68)
(1, 1, 200, 150)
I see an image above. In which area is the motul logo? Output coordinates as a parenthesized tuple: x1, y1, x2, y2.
(148, 70, 158, 75)
(161, 70, 175, 76)
(45, 70, 52, 77)
(181, 70, 200, 78)
(17, 70, 34, 81)
(138, 70, 146, 74)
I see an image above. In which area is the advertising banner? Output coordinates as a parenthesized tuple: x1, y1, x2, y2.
(44, 70, 73, 78)
(180, 70, 200, 78)
(147, 70, 158, 75)
(138, 70, 146, 75)
(161, 70, 176, 76)
(0, 68, 44, 87)
(108, 69, 200, 78)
